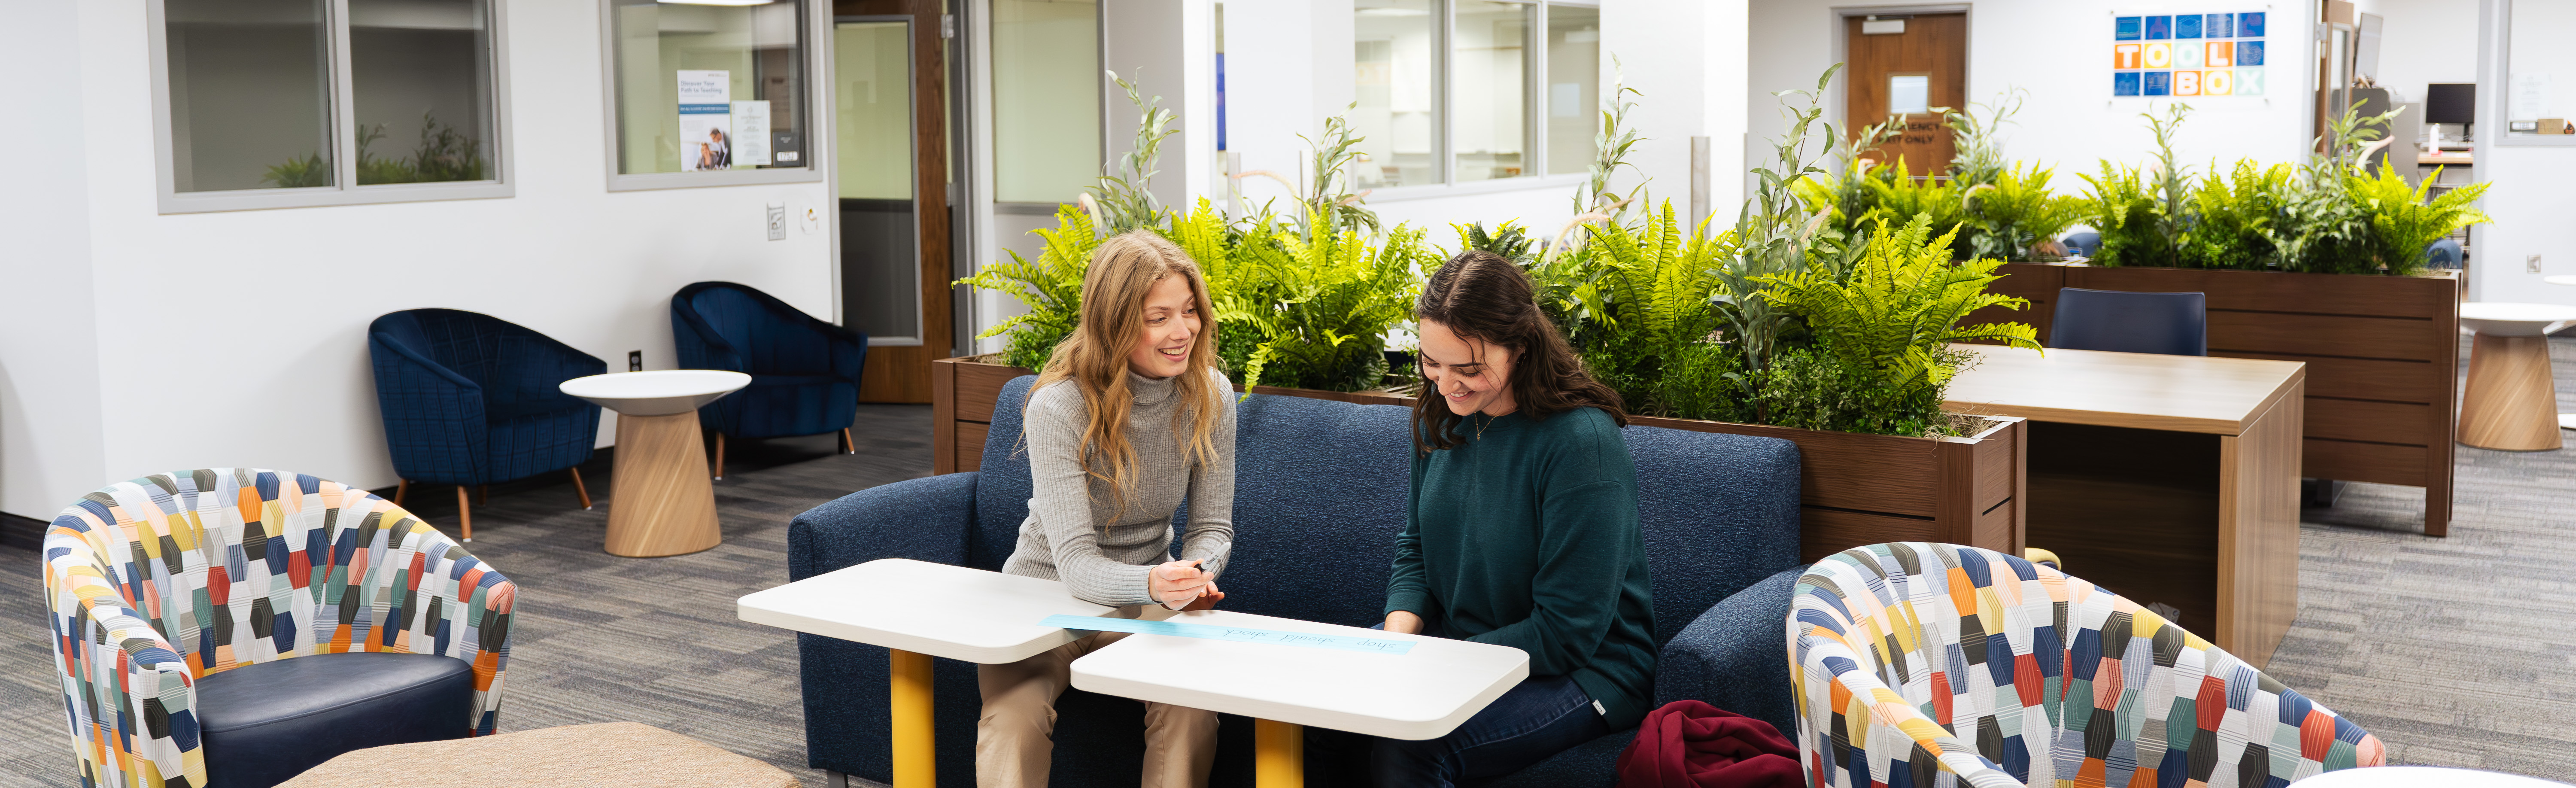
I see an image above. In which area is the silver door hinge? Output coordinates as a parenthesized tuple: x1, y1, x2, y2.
(942, 14, 955, 39)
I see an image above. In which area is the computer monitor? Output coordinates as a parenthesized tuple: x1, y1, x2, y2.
(2426, 83, 2476, 126)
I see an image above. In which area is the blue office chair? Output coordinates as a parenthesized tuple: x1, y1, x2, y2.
(671, 282, 869, 478)
(2060, 231, 2102, 259)
(2047, 287, 2208, 356)
(369, 309, 607, 540)
(2424, 237, 2464, 269)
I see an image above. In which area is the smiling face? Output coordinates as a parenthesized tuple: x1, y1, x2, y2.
(1417, 318, 1519, 417)
(1124, 273, 1202, 379)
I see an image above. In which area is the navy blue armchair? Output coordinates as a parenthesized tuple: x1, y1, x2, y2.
(671, 282, 868, 478)
(368, 308, 606, 540)
(787, 376, 1806, 788)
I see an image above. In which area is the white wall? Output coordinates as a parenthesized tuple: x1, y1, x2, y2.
(2469, 0, 2576, 305)
(0, 0, 112, 520)
(1747, 1, 2320, 196)
(0, 0, 835, 518)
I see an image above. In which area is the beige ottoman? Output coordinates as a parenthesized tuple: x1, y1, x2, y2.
(280, 722, 799, 788)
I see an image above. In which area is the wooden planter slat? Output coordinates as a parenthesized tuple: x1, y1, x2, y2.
(1986, 262, 2460, 535)
(933, 356, 2026, 561)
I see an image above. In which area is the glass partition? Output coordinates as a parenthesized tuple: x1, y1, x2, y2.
(992, 0, 1100, 204)
(164, 0, 336, 192)
(1543, 3, 1597, 175)
(1355, 0, 1437, 189)
(835, 19, 920, 345)
(351, 0, 495, 184)
(1452, 0, 1529, 183)
(609, 0, 809, 174)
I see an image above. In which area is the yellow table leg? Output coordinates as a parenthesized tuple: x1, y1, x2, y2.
(1254, 718, 1303, 788)
(890, 649, 936, 788)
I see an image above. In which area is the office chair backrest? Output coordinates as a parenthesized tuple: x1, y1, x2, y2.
(2048, 287, 2208, 356)
(2424, 237, 2464, 269)
(2060, 231, 2102, 259)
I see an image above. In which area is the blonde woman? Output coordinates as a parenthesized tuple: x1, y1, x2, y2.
(981, 231, 1237, 788)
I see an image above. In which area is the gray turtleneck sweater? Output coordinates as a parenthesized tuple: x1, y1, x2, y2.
(1001, 368, 1237, 606)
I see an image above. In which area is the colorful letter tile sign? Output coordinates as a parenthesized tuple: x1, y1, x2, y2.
(2114, 11, 2263, 98)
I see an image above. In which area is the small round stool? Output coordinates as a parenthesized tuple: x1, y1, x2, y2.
(2290, 765, 2570, 787)
(2458, 302, 2576, 450)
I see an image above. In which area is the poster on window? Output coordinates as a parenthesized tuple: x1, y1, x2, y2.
(678, 70, 732, 170)
(730, 100, 772, 167)
(2110, 12, 2265, 99)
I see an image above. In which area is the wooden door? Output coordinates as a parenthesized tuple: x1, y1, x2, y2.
(837, 0, 952, 403)
(1844, 13, 1965, 179)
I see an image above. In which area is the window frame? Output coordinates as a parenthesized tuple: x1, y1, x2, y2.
(598, 0, 830, 192)
(1364, 0, 1597, 201)
(149, 0, 519, 214)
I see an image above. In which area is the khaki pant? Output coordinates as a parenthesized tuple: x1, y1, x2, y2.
(977, 631, 1219, 788)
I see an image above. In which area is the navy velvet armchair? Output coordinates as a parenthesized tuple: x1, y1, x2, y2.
(787, 376, 1807, 788)
(671, 281, 868, 478)
(368, 308, 606, 540)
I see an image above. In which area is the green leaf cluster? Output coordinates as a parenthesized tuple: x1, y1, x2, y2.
(958, 204, 1099, 370)
(1205, 210, 1430, 392)
(355, 112, 488, 185)
(1539, 203, 1738, 417)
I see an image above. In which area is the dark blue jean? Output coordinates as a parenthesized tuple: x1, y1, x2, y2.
(1305, 674, 1609, 788)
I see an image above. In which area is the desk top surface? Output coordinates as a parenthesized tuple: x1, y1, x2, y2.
(1942, 345, 2305, 435)
(1069, 610, 1529, 740)
(736, 558, 1156, 664)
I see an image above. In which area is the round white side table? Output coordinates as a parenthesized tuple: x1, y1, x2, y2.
(561, 370, 752, 557)
(2293, 765, 2571, 787)
(2542, 275, 2576, 431)
(2458, 302, 2576, 450)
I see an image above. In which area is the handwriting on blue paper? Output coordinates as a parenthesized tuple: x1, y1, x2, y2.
(1040, 615, 1416, 655)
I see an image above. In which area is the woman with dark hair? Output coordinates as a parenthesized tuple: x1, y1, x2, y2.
(1369, 249, 1654, 785)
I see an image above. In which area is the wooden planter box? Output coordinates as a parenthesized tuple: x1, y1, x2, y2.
(1973, 263, 2460, 535)
(933, 355, 2026, 560)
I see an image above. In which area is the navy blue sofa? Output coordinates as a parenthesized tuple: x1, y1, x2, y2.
(788, 377, 1805, 787)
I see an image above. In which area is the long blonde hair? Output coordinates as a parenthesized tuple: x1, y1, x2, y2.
(1029, 231, 1225, 514)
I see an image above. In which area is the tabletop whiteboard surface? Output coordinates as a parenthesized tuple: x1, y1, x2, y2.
(1942, 344, 2304, 435)
(737, 558, 1153, 664)
(1068, 610, 1530, 741)
(2292, 766, 2569, 787)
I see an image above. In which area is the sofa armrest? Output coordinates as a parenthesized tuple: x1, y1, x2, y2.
(789, 472, 979, 581)
(1655, 565, 1805, 736)
(45, 523, 209, 786)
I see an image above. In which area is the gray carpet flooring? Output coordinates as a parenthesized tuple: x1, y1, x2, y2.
(6, 339, 2576, 785)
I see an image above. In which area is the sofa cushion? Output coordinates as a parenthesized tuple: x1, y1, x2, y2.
(1215, 392, 1415, 627)
(196, 652, 476, 788)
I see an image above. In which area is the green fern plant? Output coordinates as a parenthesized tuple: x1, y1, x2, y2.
(1961, 163, 2084, 261)
(956, 204, 1100, 370)
(1750, 214, 2040, 435)
(1564, 202, 1739, 416)
(2180, 160, 2295, 270)
(1215, 212, 1430, 392)
(260, 152, 331, 188)
(1861, 162, 1965, 254)
(2349, 164, 2490, 276)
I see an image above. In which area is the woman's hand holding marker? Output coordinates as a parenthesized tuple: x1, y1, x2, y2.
(1150, 560, 1223, 611)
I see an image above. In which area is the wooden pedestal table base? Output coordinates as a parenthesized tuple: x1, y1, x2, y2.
(606, 411, 723, 557)
(2457, 303, 2576, 451)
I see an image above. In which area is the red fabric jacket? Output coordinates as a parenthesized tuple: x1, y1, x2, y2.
(1614, 700, 1803, 788)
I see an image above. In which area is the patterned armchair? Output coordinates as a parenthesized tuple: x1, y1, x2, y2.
(672, 281, 867, 478)
(1789, 542, 2382, 788)
(44, 469, 514, 788)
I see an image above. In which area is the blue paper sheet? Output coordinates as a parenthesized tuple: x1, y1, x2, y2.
(1040, 615, 1417, 655)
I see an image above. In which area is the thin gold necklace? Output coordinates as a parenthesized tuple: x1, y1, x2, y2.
(1473, 413, 1493, 441)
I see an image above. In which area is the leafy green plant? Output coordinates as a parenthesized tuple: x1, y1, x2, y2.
(2349, 164, 2490, 276)
(354, 112, 488, 185)
(261, 152, 331, 188)
(2178, 160, 2294, 270)
(1861, 162, 1965, 249)
(1573, 56, 1649, 228)
(1208, 211, 1431, 392)
(1090, 71, 1179, 233)
(1750, 215, 2040, 435)
(1719, 64, 1850, 405)
(957, 204, 1099, 370)
(1962, 163, 2084, 261)
(1944, 90, 2023, 187)
(1558, 203, 1737, 416)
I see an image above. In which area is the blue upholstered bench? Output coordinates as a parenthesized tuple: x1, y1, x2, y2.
(788, 377, 1805, 787)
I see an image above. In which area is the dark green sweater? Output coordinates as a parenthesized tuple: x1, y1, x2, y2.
(1385, 406, 1657, 730)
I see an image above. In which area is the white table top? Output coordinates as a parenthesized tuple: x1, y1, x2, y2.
(560, 370, 752, 416)
(2546, 275, 2576, 287)
(737, 558, 1166, 664)
(1068, 609, 1530, 740)
(2293, 766, 2569, 787)
(2459, 302, 2576, 337)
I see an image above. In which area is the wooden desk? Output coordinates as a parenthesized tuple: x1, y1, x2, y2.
(1944, 345, 2306, 667)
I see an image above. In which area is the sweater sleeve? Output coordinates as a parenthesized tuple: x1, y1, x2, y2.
(1176, 370, 1238, 578)
(1021, 383, 1158, 606)
(1461, 476, 1641, 676)
(1383, 452, 1435, 620)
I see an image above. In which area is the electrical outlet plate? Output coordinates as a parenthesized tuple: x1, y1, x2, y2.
(628, 350, 643, 372)
(2530, 255, 2544, 274)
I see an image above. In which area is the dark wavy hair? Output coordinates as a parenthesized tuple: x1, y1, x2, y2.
(1411, 250, 1628, 453)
